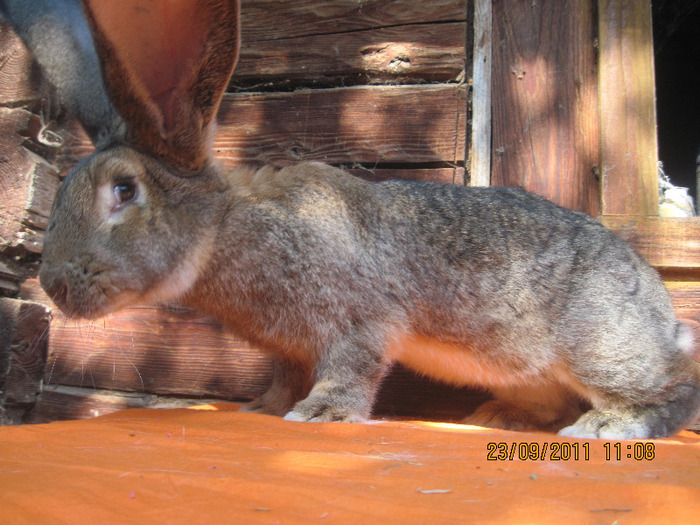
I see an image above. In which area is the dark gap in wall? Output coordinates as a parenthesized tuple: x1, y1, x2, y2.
(335, 160, 465, 171)
(228, 77, 464, 93)
(652, 1, 700, 202)
(245, 19, 467, 44)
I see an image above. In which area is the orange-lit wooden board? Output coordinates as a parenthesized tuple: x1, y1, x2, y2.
(1, 403, 698, 524)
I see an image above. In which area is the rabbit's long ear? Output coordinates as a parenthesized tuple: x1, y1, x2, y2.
(82, 0, 240, 171)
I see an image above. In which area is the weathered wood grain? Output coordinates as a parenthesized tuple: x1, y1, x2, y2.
(601, 216, 700, 269)
(56, 84, 467, 170)
(0, 262, 20, 296)
(468, 0, 492, 187)
(239, 0, 466, 42)
(234, 22, 466, 86)
(46, 307, 272, 400)
(0, 298, 50, 424)
(598, 0, 659, 215)
(24, 385, 220, 423)
(217, 85, 466, 166)
(0, 108, 60, 254)
(490, 0, 599, 215)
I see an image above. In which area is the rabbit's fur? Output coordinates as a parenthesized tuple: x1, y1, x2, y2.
(39, 1, 700, 438)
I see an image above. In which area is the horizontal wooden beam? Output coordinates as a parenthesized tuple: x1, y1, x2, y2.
(56, 84, 467, 170)
(234, 22, 465, 86)
(46, 306, 272, 400)
(601, 216, 700, 269)
(666, 282, 700, 361)
(24, 385, 220, 423)
(239, 0, 466, 42)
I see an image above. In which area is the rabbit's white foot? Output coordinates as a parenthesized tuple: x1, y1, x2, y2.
(284, 395, 368, 423)
(560, 378, 700, 439)
(559, 409, 653, 439)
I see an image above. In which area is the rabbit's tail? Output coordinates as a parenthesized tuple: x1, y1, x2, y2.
(675, 321, 696, 356)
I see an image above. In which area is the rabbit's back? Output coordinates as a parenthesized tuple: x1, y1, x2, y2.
(211, 163, 681, 375)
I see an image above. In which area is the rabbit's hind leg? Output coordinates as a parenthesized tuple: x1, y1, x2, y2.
(463, 383, 585, 433)
(559, 377, 700, 439)
(240, 355, 313, 416)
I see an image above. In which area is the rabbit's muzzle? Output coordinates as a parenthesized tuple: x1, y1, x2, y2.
(39, 256, 124, 319)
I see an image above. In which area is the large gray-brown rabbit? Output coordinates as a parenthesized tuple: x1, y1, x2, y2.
(39, 0, 700, 439)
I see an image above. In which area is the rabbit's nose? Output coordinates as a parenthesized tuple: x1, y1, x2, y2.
(39, 267, 69, 309)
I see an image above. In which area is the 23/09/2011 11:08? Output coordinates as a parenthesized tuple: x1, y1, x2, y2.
(486, 441, 657, 461)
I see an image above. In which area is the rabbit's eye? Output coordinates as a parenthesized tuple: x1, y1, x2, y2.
(113, 180, 136, 206)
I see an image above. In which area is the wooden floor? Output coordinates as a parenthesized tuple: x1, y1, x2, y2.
(1, 403, 698, 524)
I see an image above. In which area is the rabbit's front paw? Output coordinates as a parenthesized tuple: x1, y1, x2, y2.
(284, 395, 368, 423)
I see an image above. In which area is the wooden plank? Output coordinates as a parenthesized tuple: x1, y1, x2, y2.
(0, 108, 61, 254)
(215, 85, 467, 166)
(491, 0, 599, 214)
(239, 0, 466, 42)
(601, 216, 700, 269)
(57, 84, 467, 170)
(0, 298, 50, 424)
(234, 22, 466, 87)
(468, 0, 492, 187)
(24, 385, 221, 423)
(46, 306, 272, 400)
(0, 262, 21, 296)
(598, 0, 659, 215)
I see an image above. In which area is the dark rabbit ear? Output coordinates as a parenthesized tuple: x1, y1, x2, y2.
(0, 0, 122, 148)
(81, 0, 240, 171)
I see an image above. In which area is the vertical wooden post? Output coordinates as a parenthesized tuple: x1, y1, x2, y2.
(598, 0, 659, 216)
(490, 0, 599, 215)
(469, 0, 492, 187)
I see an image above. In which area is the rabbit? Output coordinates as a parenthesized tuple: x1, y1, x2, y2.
(0, 0, 123, 147)
(39, 0, 700, 440)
